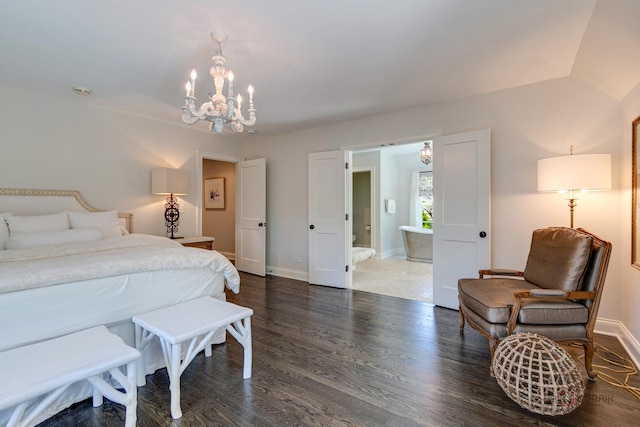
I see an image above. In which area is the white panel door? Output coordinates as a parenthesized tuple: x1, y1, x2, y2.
(433, 129, 491, 309)
(236, 158, 266, 276)
(308, 150, 350, 288)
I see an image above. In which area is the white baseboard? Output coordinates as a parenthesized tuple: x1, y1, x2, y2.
(266, 265, 308, 282)
(595, 317, 640, 370)
(378, 248, 404, 259)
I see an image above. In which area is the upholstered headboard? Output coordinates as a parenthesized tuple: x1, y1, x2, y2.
(0, 188, 133, 233)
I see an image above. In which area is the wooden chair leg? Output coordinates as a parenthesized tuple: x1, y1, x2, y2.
(583, 340, 597, 381)
(458, 306, 465, 333)
(488, 336, 499, 377)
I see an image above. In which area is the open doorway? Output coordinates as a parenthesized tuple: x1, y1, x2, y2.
(349, 141, 434, 303)
(201, 158, 236, 261)
(196, 151, 267, 274)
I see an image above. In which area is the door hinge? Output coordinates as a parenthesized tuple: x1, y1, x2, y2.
(346, 265, 349, 272)
(345, 213, 349, 221)
(345, 162, 349, 170)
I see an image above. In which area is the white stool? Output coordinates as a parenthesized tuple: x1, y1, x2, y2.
(132, 297, 253, 419)
(0, 325, 140, 427)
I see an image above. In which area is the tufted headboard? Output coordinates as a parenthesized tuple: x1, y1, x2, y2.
(0, 188, 133, 233)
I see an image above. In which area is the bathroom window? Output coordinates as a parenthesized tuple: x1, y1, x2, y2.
(419, 172, 433, 228)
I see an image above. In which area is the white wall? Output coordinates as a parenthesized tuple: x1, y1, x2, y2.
(0, 84, 245, 236)
(244, 76, 626, 331)
(619, 81, 640, 355)
(379, 150, 399, 257)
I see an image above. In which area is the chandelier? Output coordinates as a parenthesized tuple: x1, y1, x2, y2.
(420, 141, 433, 165)
(181, 32, 256, 133)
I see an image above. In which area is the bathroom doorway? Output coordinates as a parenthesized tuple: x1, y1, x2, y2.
(349, 142, 434, 303)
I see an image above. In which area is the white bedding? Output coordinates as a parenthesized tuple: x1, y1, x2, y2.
(0, 267, 227, 353)
(0, 233, 242, 426)
(0, 233, 240, 350)
(0, 233, 239, 294)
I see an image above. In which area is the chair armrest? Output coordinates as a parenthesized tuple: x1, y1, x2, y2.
(478, 269, 524, 279)
(507, 289, 596, 334)
(513, 289, 596, 300)
(529, 289, 566, 297)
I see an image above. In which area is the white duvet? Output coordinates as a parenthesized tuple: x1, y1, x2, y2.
(0, 234, 240, 294)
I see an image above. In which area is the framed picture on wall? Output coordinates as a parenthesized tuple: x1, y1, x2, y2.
(204, 177, 225, 209)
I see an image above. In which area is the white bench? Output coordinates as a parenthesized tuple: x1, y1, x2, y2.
(132, 297, 253, 419)
(0, 325, 140, 427)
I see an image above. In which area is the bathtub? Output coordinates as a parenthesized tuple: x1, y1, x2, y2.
(399, 226, 433, 262)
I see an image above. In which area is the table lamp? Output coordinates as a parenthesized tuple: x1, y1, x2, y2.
(152, 167, 190, 239)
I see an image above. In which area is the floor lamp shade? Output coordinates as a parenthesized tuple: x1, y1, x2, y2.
(537, 153, 611, 227)
(537, 154, 611, 192)
(151, 168, 190, 196)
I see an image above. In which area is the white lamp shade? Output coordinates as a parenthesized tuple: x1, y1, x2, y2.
(151, 168, 190, 195)
(537, 154, 611, 192)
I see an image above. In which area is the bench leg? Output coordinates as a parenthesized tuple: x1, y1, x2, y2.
(157, 331, 217, 419)
(124, 360, 138, 427)
(134, 323, 145, 386)
(87, 361, 138, 427)
(227, 316, 253, 379)
(205, 335, 213, 357)
(168, 342, 183, 419)
(134, 323, 157, 387)
(92, 378, 104, 407)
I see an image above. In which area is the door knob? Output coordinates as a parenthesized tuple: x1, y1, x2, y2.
(479, 231, 487, 238)
(309, 225, 315, 230)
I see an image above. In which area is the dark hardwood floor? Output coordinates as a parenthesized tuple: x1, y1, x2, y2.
(40, 273, 639, 426)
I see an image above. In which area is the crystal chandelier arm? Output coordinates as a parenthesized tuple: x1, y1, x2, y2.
(238, 85, 256, 126)
(181, 111, 200, 125)
(182, 97, 204, 124)
(229, 121, 244, 133)
(183, 97, 208, 118)
(238, 108, 257, 127)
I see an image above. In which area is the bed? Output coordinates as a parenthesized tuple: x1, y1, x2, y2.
(0, 188, 241, 425)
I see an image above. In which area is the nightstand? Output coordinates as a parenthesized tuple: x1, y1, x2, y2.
(178, 236, 215, 250)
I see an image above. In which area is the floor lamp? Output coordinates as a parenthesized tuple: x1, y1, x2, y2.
(537, 151, 611, 228)
(152, 167, 190, 239)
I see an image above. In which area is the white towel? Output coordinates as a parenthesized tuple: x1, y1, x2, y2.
(385, 199, 396, 214)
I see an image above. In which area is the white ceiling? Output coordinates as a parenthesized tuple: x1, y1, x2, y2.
(2, 0, 640, 136)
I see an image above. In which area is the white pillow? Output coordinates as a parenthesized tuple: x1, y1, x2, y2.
(0, 213, 9, 250)
(68, 210, 122, 238)
(4, 212, 69, 235)
(5, 228, 103, 249)
(117, 218, 130, 235)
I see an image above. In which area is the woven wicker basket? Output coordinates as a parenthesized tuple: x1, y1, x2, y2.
(492, 333, 584, 415)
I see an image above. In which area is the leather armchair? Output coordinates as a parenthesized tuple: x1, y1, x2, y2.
(458, 227, 612, 380)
